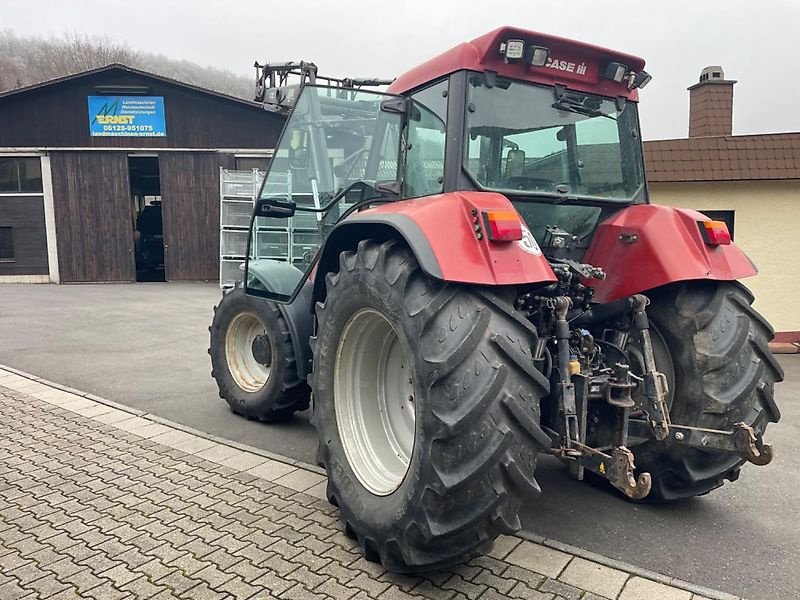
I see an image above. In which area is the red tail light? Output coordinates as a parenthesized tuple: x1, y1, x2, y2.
(482, 210, 523, 241)
(699, 220, 731, 246)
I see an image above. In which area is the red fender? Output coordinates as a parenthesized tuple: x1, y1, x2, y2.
(360, 191, 556, 286)
(583, 204, 757, 303)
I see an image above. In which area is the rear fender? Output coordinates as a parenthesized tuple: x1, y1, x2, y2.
(314, 191, 556, 301)
(583, 204, 757, 303)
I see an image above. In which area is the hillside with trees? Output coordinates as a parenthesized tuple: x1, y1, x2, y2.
(0, 30, 253, 99)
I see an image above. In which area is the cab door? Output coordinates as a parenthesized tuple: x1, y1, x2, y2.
(244, 85, 404, 302)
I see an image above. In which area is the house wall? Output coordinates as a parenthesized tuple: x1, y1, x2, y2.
(649, 179, 799, 333)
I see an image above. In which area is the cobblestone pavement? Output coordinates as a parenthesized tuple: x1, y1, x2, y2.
(0, 369, 734, 600)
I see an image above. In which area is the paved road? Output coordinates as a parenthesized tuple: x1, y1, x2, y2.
(1, 283, 796, 599)
(0, 378, 714, 600)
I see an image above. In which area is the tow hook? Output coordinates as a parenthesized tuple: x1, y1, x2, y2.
(567, 441, 652, 500)
(608, 447, 652, 500)
(734, 422, 774, 466)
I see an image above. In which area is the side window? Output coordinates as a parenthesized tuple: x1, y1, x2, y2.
(0, 157, 42, 193)
(235, 156, 271, 172)
(405, 80, 448, 198)
(574, 118, 624, 195)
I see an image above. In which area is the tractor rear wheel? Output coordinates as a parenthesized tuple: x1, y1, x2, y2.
(209, 287, 309, 422)
(633, 281, 783, 501)
(310, 239, 551, 573)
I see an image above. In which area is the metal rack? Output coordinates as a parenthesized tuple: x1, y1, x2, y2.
(219, 168, 322, 288)
(219, 169, 263, 288)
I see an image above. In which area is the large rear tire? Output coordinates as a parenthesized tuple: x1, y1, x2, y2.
(209, 287, 309, 422)
(634, 281, 783, 501)
(311, 239, 550, 573)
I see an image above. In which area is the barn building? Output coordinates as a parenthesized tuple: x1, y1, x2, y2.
(0, 64, 284, 283)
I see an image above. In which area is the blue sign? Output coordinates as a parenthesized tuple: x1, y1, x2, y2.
(88, 96, 166, 137)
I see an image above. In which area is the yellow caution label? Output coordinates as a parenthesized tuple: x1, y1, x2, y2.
(599, 462, 606, 474)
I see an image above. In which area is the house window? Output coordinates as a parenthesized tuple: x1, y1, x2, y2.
(0, 227, 14, 261)
(0, 157, 43, 193)
(235, 156, 271, 172)
(701, 210, 735, 240)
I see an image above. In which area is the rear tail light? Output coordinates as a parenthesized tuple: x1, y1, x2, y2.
(699, 220, 731, 245)
(482, 210, 523, 242)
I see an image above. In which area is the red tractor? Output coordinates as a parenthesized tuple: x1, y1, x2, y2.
(209, 27, 782, 572)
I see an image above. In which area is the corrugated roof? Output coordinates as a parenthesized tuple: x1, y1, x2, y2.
(644, 132, 800, 182)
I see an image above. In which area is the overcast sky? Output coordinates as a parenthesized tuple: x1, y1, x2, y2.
(4, 0, 797, 140)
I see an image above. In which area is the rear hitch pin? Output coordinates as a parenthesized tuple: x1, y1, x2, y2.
(734, 422, 774, 466)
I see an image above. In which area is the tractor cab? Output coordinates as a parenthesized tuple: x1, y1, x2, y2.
(245, 27, 652, 301)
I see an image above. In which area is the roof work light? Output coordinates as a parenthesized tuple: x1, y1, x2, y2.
(603, 62, 628, 83)
(500, 39, 526, 61)
(633, 70, 652, 89)
(525, 45, 550, 67)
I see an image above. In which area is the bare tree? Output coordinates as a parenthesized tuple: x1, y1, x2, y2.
(0, 30, 252, 98)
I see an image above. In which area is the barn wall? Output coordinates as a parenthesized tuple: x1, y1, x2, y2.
(0, 196, 49, 276)
(160, 152, 235, 281)
(50, 152, 135, 282)
(0, 69, 283, 150)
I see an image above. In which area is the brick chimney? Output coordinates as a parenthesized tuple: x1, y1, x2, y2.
(688, 66, 736, 137)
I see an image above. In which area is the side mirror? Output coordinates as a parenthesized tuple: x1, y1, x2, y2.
(288, 128, 309, 170)
(254, 197, 296, 219)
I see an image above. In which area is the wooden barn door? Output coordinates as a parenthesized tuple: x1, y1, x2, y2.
(50, 152, 135, 282)
(159, 152, 231, 281)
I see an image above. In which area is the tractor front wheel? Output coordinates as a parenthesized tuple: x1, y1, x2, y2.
(311, 239, 551, 572)
(209, 287, 309, 422)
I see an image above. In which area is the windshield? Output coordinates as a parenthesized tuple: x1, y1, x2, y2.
(464, 75, 645, 202)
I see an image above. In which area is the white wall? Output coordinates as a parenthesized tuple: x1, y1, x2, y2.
(650, 180, 800, 333)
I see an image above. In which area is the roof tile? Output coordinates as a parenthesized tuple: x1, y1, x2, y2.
(644, 131, 800, 182)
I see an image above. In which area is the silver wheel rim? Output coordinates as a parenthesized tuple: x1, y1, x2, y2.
(225, 312, 271, 392)
(334, 308, 416, 496)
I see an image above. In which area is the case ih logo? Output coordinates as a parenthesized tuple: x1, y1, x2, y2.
(545, 57, 588, 76)
(518, 226, 542, 256)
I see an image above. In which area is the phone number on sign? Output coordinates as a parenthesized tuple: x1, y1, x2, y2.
(102, 124, 156, 132)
